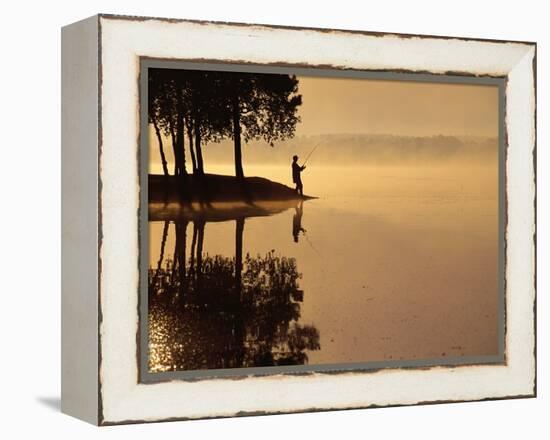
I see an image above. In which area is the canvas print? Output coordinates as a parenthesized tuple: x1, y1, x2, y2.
(143, 65, 503, 377)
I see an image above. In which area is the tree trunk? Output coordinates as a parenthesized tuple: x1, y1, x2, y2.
(152, 119, 169, 177)
(176, 91, 187, 176)
(195, 121, 204, 176)
(232, 96, 244, 179)
(169, 125, 179, 176)
(187, 120, 197, 174)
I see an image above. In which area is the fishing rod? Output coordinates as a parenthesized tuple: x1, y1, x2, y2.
(302, 142, 322, 166)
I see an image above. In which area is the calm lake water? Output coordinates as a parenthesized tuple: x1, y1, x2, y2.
(147, 162, 499, 373)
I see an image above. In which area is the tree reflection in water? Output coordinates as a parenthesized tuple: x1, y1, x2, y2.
(148, 217, 320, 372)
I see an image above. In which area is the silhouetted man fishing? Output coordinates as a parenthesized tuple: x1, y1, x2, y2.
(292, 155, 306, 196)
(292, 143, 321, 196)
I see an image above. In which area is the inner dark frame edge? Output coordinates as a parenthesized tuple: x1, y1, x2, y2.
(137, 59, 507, 384)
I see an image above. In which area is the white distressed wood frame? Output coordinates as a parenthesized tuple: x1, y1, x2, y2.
(61, 14, 536, 425)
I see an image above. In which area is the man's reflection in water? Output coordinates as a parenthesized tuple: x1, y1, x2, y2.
(292, 200, 306, 243)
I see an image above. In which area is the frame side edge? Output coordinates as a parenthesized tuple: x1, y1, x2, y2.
(61, 14, 100, 425)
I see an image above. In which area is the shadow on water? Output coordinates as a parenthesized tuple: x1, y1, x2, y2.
(149, 198, 307, 223)
(148, 199, 320, 373)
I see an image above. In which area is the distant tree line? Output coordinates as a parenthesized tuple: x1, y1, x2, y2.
(193, 134, 499, 166)
(148, 68, 302, 179)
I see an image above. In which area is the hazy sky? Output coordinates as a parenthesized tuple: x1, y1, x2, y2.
(149, 73, 500, 173)
(295, 76, 499, 137)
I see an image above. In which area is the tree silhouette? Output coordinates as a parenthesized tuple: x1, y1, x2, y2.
(148, 74, 170, 177)
(182, 71, 226, 176)
(148, 69, 188, 177)
(148, 219, 320, 372)
(219, 72, 302, 178)
(148, 68, 302, 180)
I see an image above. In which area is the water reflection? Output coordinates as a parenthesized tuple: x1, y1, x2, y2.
(149, 163, 500, 370)
(149, 199, 308, 222)
(292, 200, 306, 243)
(148, 202, 320, 373)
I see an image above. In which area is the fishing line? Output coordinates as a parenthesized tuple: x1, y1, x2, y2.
(302, 141, 322, 166)
(303, 231, 322, 257)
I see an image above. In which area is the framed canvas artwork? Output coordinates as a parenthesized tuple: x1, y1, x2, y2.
(61, 14, 536, 425)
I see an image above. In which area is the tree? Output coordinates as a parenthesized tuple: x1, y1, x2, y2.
(184, 71, 230, 176)
(148, 74, 170, 177)
(221, 72, 302, 178)
(148, 69, 302, 181)
(148, 69, 188, 177)
(248, 73, 303, 147)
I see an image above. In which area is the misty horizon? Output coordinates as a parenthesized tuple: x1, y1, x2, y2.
(149, 130, 498, 171)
